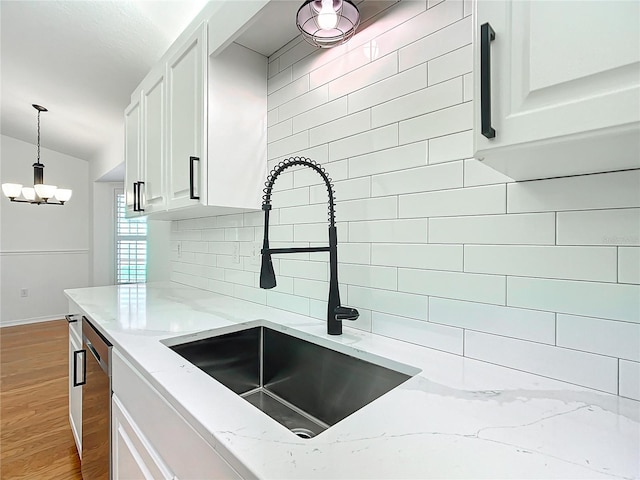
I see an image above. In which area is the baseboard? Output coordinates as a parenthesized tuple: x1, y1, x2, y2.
(0, 315, 66, 328)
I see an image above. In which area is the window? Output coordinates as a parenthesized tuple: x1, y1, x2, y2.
(115, 193, 147, 284)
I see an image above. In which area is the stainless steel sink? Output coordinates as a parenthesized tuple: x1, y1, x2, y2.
(166, 324, 417, 439)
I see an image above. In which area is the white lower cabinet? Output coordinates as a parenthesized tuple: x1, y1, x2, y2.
(112, 349, 243, 480)
(112, 395, 174, 480)
(68, 317, 83, 456)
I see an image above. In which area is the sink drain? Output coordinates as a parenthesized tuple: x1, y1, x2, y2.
(291, 427, 316, 439)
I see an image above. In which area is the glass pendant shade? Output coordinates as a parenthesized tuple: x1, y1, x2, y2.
(54, 188, 72, 202)
(296, 0, 360, 48)
(34, 184, 57, 199)
(21, 187, 36, 201)
(2, 183, 23, 199)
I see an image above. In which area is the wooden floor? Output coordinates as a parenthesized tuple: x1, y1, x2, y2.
(1, 320, 82, 480)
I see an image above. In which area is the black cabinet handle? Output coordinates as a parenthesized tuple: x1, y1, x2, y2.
(133, 182, 139, 211)
(65, 315, 77, 323)
(73, 349, 86, 387)
(137, 181, 145, 212)
(190, 156, 200, 200)
(480, 22, 496, 139)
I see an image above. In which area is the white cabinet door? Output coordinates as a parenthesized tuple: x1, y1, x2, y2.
(166, 22, 207, 211)
(124, 97, 143, 217)
(141, 65, 167, 214)
(112, 395, 174, 480)
(68, 323, 83, 456)
(474, 0, 640, 180)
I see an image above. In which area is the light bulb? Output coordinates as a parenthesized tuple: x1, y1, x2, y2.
(317, 0, 338, 30)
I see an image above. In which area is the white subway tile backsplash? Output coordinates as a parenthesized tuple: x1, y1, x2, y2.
(233, 285, 267, 305)
(267, 66, 292, 95)
(399, 101, 473, 144)
(267, 57, 280, 79)
(224, 227, 254, 242)
(464, 331, 619, 394)
(267, 225, 294, 243)
(328, 52, 398, 101)
(338, 243, 371, 265)
(339, 196, 398, 222)
(267, 108, 278, 125)
(376, 0, 463, 60)
(372, 161, 463, 196)
(372, 312, 464, 355)
(309, 110, 370, 147)
(556, 314, 640, 362)
(271, 187, 310, 209)
(279, 204, 328, 225)
(202, 229, 225, 242)
(267, 119, 293, 143)
(215, 214, 244, 228)
(429, 213, 556, 245)
(349, 219, 428, 243)
(556, 208, 640, 246)
(429, 298, 556, 344)
(372, 77, 463, 129)
(507, 277, 640, 323)
(292, 98, 348, 133)
(372, 244, 463, 271)
(348, 64, 428, 114)
(280, 259, 328, 281)
(428, 130, 472, 164)
(464, 245, 618, 282)
(294, 278, 329, 302)
(207, 279, 234, 296)
(294, 159, 348, 187)
(620, 360, 640, 400)
(464, 159, 513, 186)
(463, 73, 473, 101)
(348, 285, 428, 320)
(268, 131, 309, 160)
(619, 247, 640, 284)
(349, 141, 427, 178)
(224, 269, 255, 287)
(279, 85, 329, 121)
(399, 268, 505, 305)
(329, 124, 398, 162)
(399, 16, 472, 71)
(267, 291, 309, 316)
(400, 184, 506, 218)
(312, 177, 370, 203)
(507, 170, 640, 213)
(309, 48, 371, 90)
(428, 44, 472, 85)
(267, 75, 310, 110)
(339, 264, 397, 290)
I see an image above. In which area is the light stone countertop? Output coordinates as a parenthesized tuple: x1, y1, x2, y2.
(65, 282, 640, 480)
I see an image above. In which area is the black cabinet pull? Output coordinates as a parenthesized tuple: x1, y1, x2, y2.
(73, 349, 86, 387)
(133, 182, 139, 211)
(137, 181, 145, 212)
(190, 156, 200, 200)
(480, 22, 496, 139)
(65, 315, 77, 323)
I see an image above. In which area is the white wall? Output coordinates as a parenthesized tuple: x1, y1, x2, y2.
(168, 0, 640, 400)
(1, 134, 90, 325)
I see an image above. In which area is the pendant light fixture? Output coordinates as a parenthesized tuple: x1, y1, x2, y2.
(296, 0, 360, 48)
(2, 104, 72, 205)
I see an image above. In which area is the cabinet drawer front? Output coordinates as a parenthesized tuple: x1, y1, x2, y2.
(112, 350, 243, 480)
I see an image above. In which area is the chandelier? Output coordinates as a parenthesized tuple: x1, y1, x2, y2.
(2, 104, 72, 205)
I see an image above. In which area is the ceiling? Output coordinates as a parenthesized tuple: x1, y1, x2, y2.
(0, 0, 209, 162)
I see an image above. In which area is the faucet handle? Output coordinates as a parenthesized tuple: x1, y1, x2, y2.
(335, 306, 359, 321)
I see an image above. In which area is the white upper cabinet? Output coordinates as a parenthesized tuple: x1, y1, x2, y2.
(124, 96, 143, 218)
(140, 64, 167, 214)
(166, 22, 206, 211)
(473, 0, 640, 181)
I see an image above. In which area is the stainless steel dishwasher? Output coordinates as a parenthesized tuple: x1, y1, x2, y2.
(81, 316, 112, 480)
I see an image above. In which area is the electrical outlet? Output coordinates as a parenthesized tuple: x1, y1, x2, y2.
(232, 242, 240, 264)
(249, 242, 261, 267)
(20, 288, 28, 298)
(177, 241, 182, 258)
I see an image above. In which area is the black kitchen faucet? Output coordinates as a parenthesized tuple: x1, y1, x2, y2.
(259, 157, 359, 335)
